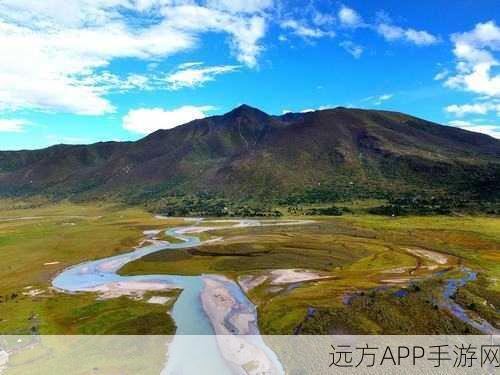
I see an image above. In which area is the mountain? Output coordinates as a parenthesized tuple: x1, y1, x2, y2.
(1, 105, 499, 207)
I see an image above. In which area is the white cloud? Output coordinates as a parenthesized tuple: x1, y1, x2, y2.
(318, 105, 335, 110)
(0, 1, 270, 116)
(0, 9, 194, 115)
(206, 0, 273, 14)
(445, 102, 500, 117)
(445, 21, 500, 97)
(362, 93, 393, 106)
(374, 94, 393, 105)
(161, 5, 267, 67)
(338, 5, 363, 28)
(177, 62, 204, 69)
(448, 120, 500, 139)
(405, 29, 439, 45)
(122, 105, 214, 134)
(339, 40, 363, 58)
(120, 74, 152, 91)
(280, 19, 335, 39)
(300, 105, 335, 113)
(80, 72, 153, 93)
(376, 23, 438, 46)
(378, 94, 393, 101)
(0, 119, 30, 132)
(434, 69, 449, 81)
(165, 63, 240, 89)
(147, 62, 159, 71)
(312, 11, 335, 26)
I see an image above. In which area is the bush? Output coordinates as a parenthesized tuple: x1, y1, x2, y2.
(305, 206, 343, 216)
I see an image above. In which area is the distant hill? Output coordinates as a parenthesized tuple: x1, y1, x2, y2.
(1, 105, 499, 212)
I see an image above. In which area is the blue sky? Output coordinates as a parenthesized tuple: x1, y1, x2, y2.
(0, 0, 499, 150)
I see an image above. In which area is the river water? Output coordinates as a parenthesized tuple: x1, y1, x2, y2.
(52, 219, 285, 374)
(51, 217, 498, 373)
(439, 268, 499, 335)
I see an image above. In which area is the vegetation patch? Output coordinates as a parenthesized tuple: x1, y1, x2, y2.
(1, 200, 499, 335)
(0, 289, 178, 335)
(0, 201, 187, 334)
(298, 280, 480, 334)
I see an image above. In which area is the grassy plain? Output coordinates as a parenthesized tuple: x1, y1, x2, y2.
(1, 198, 499, 335)
(3, 335, 171, 375)
(260, 215, 500, 334)
(0, 199, 186, 334)
(121, 212, 500, 334)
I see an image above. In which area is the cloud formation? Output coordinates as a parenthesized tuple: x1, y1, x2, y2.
(376, 23, 438, 46)
(338, 5, 364, 28)
(445, 102, 500, 117)
(0, 1, 443, 121)
(362, 93, 394, 106)
(0, 1, 269, 116)
(122, 105, 214, 134)
(0, 119, 30, 132)
(160, 5, 267, 67)
(165, 63, 240, 90)
(206, 0, 273, 14)
(445, 21, 500, 97)
(339, 40, 363, 58)
(280, 19, 335, 39)
(448, 120, 500, 139)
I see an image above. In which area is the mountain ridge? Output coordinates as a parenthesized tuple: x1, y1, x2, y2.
(0, 105, 499, 207)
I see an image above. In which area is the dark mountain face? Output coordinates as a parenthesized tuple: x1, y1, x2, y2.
(0, 105, 499, 203)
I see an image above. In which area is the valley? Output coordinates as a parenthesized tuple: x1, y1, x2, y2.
(0, 200, 498, 337)
(2, 3, 499, 372)
(0, 107, 499, 369)
(1, 106, 499, 215)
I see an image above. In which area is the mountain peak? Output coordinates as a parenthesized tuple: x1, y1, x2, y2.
(1, 105, 499, 206)
(226, 104, 269, 118)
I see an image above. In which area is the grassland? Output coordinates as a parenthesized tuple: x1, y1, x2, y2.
(1, 198, 499, 335)
(0, 289, 179, 335)
(121, 212, 500, 335)
(120, 221, 377, 276)
(263, 215, 499, 334)
(0, 199, 186, 334)
(3, 335, 171, 374)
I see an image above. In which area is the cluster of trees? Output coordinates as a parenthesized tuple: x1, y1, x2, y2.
(279, 189, 340, 205)
(123, 184, 499, 218)
(287, 205, 346, 216)
(305, 206, 344, 216)
(278, 185, 389, 206)
(369, 193, 500, 216)
(145, 193, 282, 217)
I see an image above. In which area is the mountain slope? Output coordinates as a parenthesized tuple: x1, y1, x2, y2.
(0, 105, 499, 203)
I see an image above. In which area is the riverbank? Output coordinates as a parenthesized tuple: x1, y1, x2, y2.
(200, 275, 281, 374)
(1, 200, 498, 339)
(50, 218, 314, 373)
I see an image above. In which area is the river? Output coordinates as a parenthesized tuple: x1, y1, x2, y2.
(51, 217, 499, 373)
(52, 218, 311, 374)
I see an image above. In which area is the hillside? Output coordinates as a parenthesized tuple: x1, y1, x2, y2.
(1, 105, 499, 212)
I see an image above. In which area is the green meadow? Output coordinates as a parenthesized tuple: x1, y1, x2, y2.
(0, 199, 498, 335)
(0, 200, 185, 335)
(121, 212, 500, 334)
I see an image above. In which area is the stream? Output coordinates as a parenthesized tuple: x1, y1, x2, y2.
(51, 218, 305, 374)
(439, 268, 499, 335)
(50, 217, 499, 373)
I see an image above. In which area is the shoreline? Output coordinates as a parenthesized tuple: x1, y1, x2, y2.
(50, 217, 313, 374)
(200, 275, 282, 375)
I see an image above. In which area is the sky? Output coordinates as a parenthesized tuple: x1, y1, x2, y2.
(0, 0, 499, 150)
